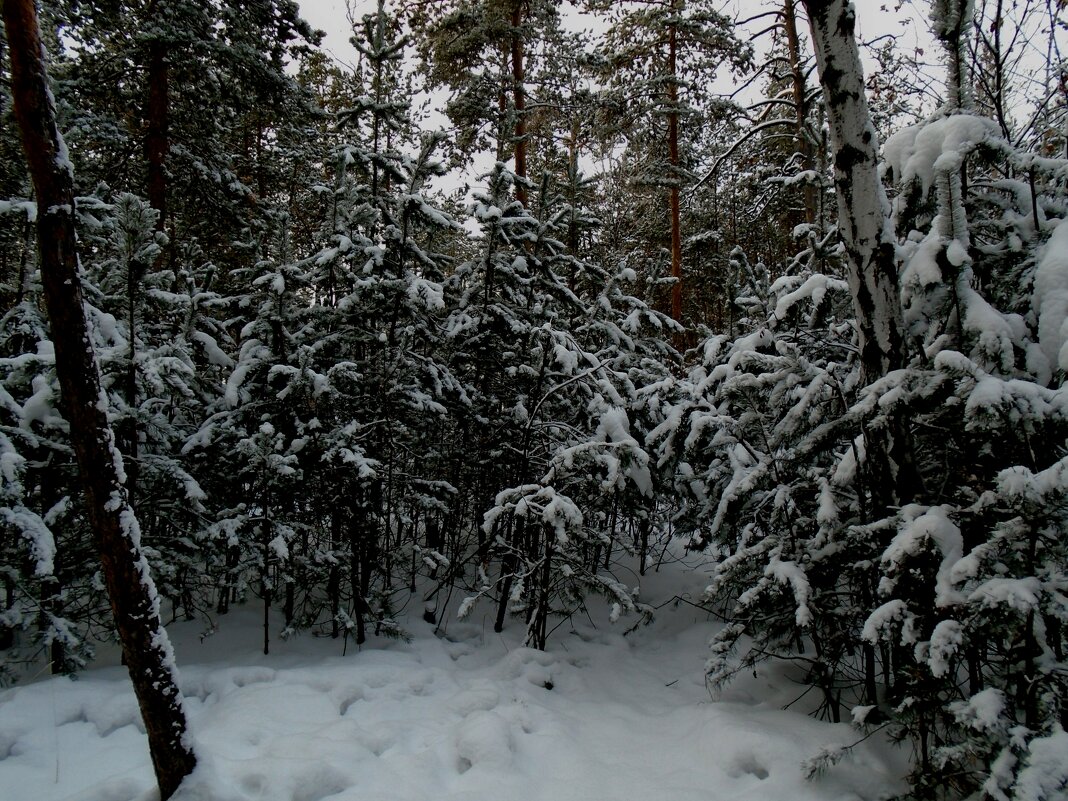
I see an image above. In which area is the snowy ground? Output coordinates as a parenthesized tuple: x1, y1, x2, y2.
(0, 549, 907, 801)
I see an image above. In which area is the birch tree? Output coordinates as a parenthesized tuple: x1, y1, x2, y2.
(801, 0, 907, 384)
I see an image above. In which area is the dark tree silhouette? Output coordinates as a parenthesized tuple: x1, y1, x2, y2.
(3, 1, 197, 797)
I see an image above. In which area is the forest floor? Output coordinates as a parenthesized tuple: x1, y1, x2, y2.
(0, 544, 907, 801)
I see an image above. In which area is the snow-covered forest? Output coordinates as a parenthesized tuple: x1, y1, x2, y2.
(1, 0, 1067, 799)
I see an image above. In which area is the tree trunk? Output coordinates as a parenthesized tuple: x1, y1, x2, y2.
(496, 47, 509, 163)
(494, 518, 519, 633)
(145, 30, 169, 231)
(4, 3, 196, 797)
(510, 1, 528, 207)
(371, 35, 382, 220)
(567, 118, 581, 258)
(0, 579, 14, 651)
(529, 528, 553, 650)
(349, 518, 367, 646)
(125, 11, 169, 501)
(802, 0, 906, 383)
(329, 510, 342, 638)
(122, 247, 143, 501)
(803, 0, 916, 514)
(261, 519, 271, 656)
(783, 0, 818, 226)
(667, 4, 683, 323)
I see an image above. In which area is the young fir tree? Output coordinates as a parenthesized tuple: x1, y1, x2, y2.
(450, 162, 674, 647)
(185, 0, 464, 649)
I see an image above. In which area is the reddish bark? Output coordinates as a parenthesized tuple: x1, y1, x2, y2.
(4, 2, 196, 797)
(510, 1, 528, 207)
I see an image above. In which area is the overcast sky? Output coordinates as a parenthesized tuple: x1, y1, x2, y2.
(295, 0, 942, 80)
(292, 0, 946, 197)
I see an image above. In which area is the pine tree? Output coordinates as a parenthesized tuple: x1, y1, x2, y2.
(588, 0, 750, 324)
(4, 1, 196, 795)
(407, 0, 564, 205)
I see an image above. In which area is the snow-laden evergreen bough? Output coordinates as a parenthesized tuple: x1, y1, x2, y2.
(0, 193, 215, 677)
(449, 163, 675, 648)
(653, 1, 1068, 797)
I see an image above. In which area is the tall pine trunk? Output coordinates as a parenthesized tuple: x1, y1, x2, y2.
(783, 0, 817, 226)
(4, 2, 196, 797)
(123, 7, 169, 501)
(145, 33, 169, 230)
(510, 1, 528, 207)
(667, 3, 683, 323)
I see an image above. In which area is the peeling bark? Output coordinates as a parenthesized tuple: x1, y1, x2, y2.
(802, 0, 907, 383)
(803, 0, 915, 512)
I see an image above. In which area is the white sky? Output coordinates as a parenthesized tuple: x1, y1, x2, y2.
(297, 0, 363, 70)
(292, 0, 943, 200)
(291, 0, 1064, 220)
(295, 0, 940, 77)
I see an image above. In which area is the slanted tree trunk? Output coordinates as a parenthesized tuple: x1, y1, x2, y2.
(4, 2, 196, 798)
(802, 0, 906, 384)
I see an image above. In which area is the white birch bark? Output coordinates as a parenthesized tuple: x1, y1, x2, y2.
(802, 0, 907, 382)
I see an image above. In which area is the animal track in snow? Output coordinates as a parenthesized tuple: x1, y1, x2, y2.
(291, 767, 351, 801)
(338, 689, 364, 716)
(727, 751, 770, 781)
